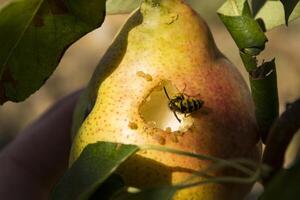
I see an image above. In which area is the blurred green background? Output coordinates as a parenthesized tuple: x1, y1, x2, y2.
(0, 0, 299, 153)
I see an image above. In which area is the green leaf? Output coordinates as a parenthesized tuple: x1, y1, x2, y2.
(106, 0, 142, 14)
(218, 0, 267, 51)
(218, 0, 252, 16)
(105, 0, 300, 30)
(255, 0, 300, 30)
(51, 142, 139, 200)
(260, 159, 300, 200)
(280, 0, 300, 25)
(249, 59, 279, 143)
(218, 1, 279, 142)
(0, 0, 106, 104)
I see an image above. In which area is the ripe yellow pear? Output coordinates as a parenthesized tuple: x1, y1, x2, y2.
(70, 0, 261, 199)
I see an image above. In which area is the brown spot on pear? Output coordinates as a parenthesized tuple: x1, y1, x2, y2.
(70, 0, 261, 199)
(128, 122, 138, 130)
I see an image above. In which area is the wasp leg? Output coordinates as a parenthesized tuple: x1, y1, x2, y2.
(173, 111, 181, 123)
(163, 86, 171, 100)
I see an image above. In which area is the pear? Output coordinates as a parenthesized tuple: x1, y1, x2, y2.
(70, 0, 261, 199)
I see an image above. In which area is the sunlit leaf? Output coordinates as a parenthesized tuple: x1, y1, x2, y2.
(0, 0, 106, 104)
(218, 0, 267, 52)
(106, 0, 142, 14)
(218, 1, 279, 141)
(218, 0, 252, 16)
(255, 0, 300, 30)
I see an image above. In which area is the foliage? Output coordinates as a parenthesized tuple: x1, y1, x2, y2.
(218, 0, 279, 142)
(51, 142, 139, 200)
(0, 0, 106, 104)
(52, 142, 266, 200)
(0, 0, 299, 104)
(254, 0, 300, 30)
(260, 159, 300, 200)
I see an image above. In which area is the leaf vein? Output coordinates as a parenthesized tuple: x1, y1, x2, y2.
(1, 0, 44, 77)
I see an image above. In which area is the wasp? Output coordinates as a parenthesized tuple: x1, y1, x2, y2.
(163, 86, 204, 123)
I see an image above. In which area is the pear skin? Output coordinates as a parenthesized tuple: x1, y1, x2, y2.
(70, 0, 261, 199)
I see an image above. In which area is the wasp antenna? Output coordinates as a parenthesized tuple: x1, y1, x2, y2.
(163, 86, 171, 100)
(173, 111, 181, 123)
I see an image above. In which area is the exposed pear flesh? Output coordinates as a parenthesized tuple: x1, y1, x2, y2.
(70, 0, 261, 199)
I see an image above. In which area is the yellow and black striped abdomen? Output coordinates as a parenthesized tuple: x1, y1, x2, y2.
(181, 98, 203, 113)
(170, 97, 204, 114)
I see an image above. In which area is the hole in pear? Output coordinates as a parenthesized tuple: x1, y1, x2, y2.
(139, 81, 194, 133)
